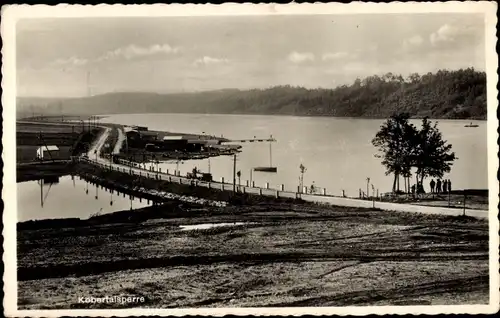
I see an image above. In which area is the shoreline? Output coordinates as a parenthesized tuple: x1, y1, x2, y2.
(48, 112, 490, 121)
(18, 112, 488, 122)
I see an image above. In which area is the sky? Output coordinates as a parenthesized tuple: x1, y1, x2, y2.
(16, 13, 486, 97)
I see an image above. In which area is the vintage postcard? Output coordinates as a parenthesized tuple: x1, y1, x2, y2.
(2, 1, 499, 317)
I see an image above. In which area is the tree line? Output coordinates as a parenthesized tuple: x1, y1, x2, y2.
(19, 68, 486, 120)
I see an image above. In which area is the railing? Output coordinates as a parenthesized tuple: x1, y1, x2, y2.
(77, 156, 489, 219)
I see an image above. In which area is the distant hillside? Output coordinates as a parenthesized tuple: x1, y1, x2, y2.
(17, 68, 487, 120)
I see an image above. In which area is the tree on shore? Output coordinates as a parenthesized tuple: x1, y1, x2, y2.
(372, 113, 417, 193)
(372, 114, 456, 193)
(413, 117, 457, 184)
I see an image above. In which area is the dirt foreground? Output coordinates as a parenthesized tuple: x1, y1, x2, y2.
(18, 203, 489, 309)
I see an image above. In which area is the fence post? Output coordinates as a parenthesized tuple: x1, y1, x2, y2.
(463, 192, 466, 216)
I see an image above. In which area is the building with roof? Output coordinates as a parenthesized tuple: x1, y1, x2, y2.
(160, 135, 188, 151)
(36, 145, 60, 160)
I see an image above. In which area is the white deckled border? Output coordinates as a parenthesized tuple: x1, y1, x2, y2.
(2, 2, 498, 317)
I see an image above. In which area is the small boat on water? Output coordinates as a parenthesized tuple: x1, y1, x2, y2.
(254, 166, 278, 173)
(464, 122, 479, 128)
(254, 136, 277, 173)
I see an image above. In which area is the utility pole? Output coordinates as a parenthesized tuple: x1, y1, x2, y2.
(40, 179, 44, 207)
(233, 154, 237, 193)
(366, 177, 370, 199)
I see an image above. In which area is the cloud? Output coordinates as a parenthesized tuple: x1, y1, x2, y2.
(51, 56, 89, 67)
(429, 23, 481, 48)
(287, 51, 315, 63)
(403, 35, 424, 48)
(322, 51, 349, 61)
(98, 44, 181, 61)
(193, 56, 229, 66)
(430, 24, 458, 45)
(48, 43, 181, 68)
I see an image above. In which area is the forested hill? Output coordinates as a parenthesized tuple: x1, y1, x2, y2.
(18, 68, 487, 119)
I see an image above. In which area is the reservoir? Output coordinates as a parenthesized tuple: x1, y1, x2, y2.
(104, 114, 488, 196)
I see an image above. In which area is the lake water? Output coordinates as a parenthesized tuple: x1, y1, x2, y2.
(102, 113, 488, 197)
(17, 175, 151, 222)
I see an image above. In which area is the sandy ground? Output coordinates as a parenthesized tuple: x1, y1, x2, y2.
(18, 205, 489, 309)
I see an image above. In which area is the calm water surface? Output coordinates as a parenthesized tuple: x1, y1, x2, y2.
(17, 175, 151, 222)
(103, 114, 488, 196)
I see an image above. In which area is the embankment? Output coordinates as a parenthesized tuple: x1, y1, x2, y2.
(75, 162, 304, 207)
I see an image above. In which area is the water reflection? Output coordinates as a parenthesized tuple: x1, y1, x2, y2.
(17, 175, 151, 222)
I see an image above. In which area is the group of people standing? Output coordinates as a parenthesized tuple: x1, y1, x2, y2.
(429, 178, 452, 194)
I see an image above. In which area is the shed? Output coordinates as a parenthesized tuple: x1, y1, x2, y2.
(163, 136, 184, 141)
(36, 145, 60, 160)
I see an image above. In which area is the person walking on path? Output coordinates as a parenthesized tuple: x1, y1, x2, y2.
(447, 179, 452, 193)
(430, 179, 436, 193)
(443, 180, 448, 194)
(436, 179, 442, 194)
(310, 182, 316, 194)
